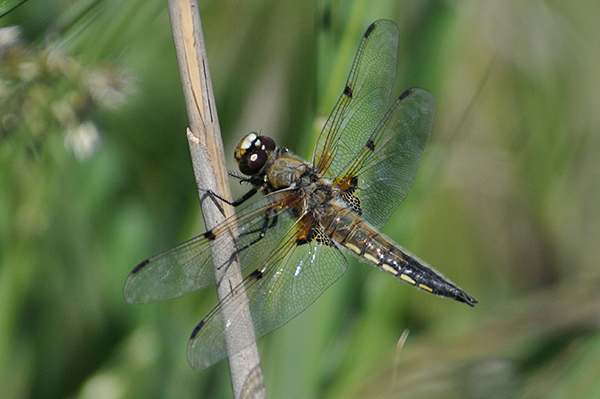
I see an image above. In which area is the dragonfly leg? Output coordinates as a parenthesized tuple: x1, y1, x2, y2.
(231, 188, 259, 207)
(199, 187, 258, 212)
(232, 210, 279, 258)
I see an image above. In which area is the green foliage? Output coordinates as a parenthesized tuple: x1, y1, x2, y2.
(1, 0, 600, 398)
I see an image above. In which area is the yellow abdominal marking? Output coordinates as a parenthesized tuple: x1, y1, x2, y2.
(381, 264, 398, 275)
(400, 274, 416, 285)
(364, 253, 380, 265)
(345, 243, 361, 254)
(419, 284, 433, 292)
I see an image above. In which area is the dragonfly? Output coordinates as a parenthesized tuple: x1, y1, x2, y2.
(124, 19, 477, 370)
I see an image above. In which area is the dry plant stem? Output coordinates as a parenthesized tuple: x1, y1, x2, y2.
(165, 0, 265, 397)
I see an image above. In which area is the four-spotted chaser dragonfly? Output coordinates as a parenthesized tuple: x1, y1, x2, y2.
(124, 19, 477, 369)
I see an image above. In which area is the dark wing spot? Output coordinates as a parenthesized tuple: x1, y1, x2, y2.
(343, 190, 363, 216)
(364, 22, 376, 38)
(249, 269, 264, 280)
(313, 227, 335, 247)
(297, 226, 335, 247)
(203, 230, 216, 240)
(296, 237, 309, 246)
(190, 319, 205, 339)
(342, 176, 362, 215)
(130, 259, 149, 274)
(296, 226, 316, 246)
(366, 139, 375, 151)
(343, 85, 353, 98)
(399, 88, 414, 100)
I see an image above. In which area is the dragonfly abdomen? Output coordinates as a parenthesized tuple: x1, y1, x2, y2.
(322, 205, 477, 306)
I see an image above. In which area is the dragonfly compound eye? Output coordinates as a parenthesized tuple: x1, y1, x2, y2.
(239, 149, 268, 175)
(257, 135, 276, 151)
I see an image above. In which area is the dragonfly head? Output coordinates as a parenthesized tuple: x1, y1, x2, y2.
(234, 133, 276, 176)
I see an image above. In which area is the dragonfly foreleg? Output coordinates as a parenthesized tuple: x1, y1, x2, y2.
(231, 188, 259, 207)
(231, 209, 279, 260)
(199, 187, 258, 212)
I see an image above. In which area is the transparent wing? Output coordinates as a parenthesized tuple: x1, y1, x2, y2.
(187, 216, 348, 369)
(123, 190, 301, 304)
(334, 88, 435, 229)
(313, 19, 399, 179)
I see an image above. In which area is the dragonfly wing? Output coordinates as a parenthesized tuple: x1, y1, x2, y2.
(313, 19, 399, 179)
(123, 190, 301, 304)
(187, 216, 348, 369)
(335, 88, 435, 229)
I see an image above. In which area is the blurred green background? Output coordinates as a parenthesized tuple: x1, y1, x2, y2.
(1, 0, 599, 398)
